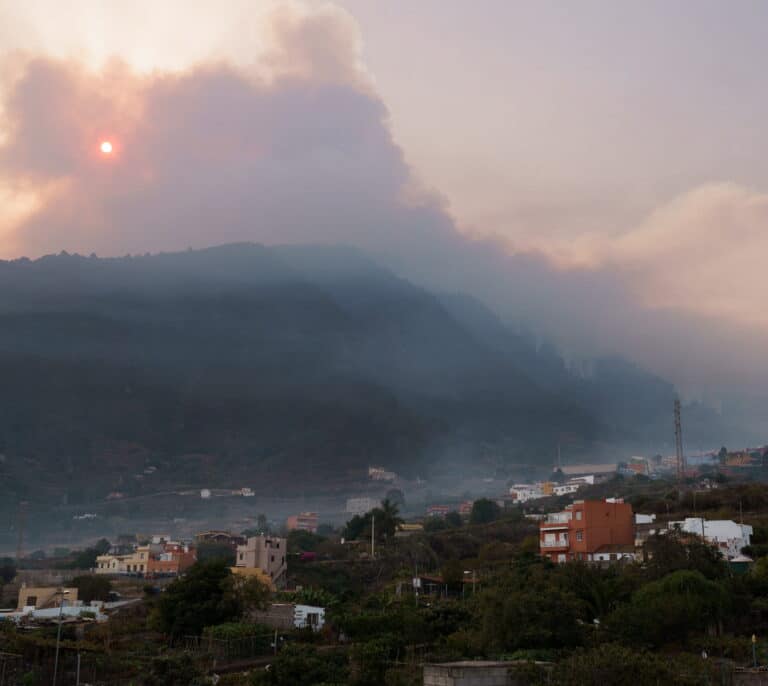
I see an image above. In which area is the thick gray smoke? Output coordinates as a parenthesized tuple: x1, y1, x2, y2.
(1, 4, 767, 401)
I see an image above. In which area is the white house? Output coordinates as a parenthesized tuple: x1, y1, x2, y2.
(294, 604, 325, 630)
(508, 484, 542, 503)
(635, 514, 656, 525)
(671, 518, 753, 559)
(553, 483, 580, 496)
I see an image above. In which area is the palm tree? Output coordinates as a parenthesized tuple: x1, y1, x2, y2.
(375, 498, 404, 541)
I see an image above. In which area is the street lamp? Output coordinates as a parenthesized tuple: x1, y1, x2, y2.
(52, 588, 70, 686)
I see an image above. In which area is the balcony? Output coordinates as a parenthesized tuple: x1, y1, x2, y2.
(545, 512, 572, 524)
(541, 538, 569, 548)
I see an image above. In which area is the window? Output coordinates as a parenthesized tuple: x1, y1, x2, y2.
(27, 596, 37, 607)
(576, 531, 583, 542)
(271, 555, 275, 563)
(575, 511, 582, 520)
(239, 553, 244, 560)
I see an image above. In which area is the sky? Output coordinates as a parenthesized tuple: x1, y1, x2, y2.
(0, 0, 767, 398)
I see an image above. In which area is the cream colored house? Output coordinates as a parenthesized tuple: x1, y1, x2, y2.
(17, 585, 78, 610)
(235, 536, 286, 588)
(95, 545, 151, 575)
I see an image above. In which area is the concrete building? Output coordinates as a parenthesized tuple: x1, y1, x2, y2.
(195, 530, 246, 547)
(251, 602, 325, 631)
(508, 484, 542, 503)
(286, 512, 319, 533)
(17, 586, 78, 611)
(423, 661, 548, 686)
(235, 536, 287, 588)
(346, 497, 379, 515)
(591, 544, 637, 564)
(561, 463, 617, 477)
(96, 542, 196, 577)
(671, 518, 753, 559)
(552, 483, 580, 496)
(368, 466, 397, 482)
(458, 501, 473, 516)
(395, 523, 424, 538)
(95, 554, 123, 574)
(539, 499, 635, 563)
(95, 545, 151, 575)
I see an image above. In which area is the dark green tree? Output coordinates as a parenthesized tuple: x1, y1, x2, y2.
(479, 584, 584, 652)
(151, 560, 267, 638)
(0, 557, 16, 584)
(287, 529, 326, 553)
(144, 654, 206, 686)
(196, 541, 236, 565)
(254, 644, 348, 686)
(67, 538, 112, 569)
(718, 446, 728, 464)
(445, 511, 463, 528)
(441, 560, 465, 591)
(70, 575, 112, 603)
(343, 499, 403, 542)
(546, 643, 715, 686)
(643, 532, 727, 581)
(469, 498, 501, 525)
(605, 570, 729, 647)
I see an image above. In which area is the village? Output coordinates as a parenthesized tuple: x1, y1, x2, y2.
(3, 445, 768, 684)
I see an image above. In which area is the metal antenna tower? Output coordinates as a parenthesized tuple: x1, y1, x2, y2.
(674, 398, 685, 480)
(15, 501, 27, 563)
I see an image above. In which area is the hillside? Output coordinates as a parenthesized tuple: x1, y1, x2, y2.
(0, 243, 733, 514)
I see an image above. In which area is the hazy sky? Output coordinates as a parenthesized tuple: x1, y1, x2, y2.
(0, 0, 767, 396)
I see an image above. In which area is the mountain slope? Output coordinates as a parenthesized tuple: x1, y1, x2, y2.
(0, 243, 734, 514)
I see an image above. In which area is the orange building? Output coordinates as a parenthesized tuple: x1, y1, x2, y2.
(539, 499, 634, 563)
(146, 544, 197, 577)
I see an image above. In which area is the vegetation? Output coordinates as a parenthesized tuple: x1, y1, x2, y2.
(343, 499, 403, 542)
(59, 538, 111, 569)
(70, 575, 112, 603)
(469, 498, 502, 525)
(196, 541, 236, 566)
(9, 482, 768, 685)
(150, 560, 269, 638)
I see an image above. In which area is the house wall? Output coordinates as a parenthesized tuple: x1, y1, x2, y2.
(17, 586, 78, 610)
(250, 603, 295, 631)
(121, 546, 151, 574)
(569, 500, 634, 557)
(294, 604, 325, 630)
(423, 663, 511, 686)
(540, 500, 634, 563)
(235, 536, 287, 587)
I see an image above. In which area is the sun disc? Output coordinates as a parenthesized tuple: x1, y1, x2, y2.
(100, 140, 113, 154)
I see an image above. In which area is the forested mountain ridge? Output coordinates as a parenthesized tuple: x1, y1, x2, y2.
(0, 243, 732, 507)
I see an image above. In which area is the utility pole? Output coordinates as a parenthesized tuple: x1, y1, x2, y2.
(371, 514, 375, 558)
(53, 588, 70, 686)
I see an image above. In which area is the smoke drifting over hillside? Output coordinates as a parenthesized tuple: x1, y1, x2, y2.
(1, 2, 767, 398)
